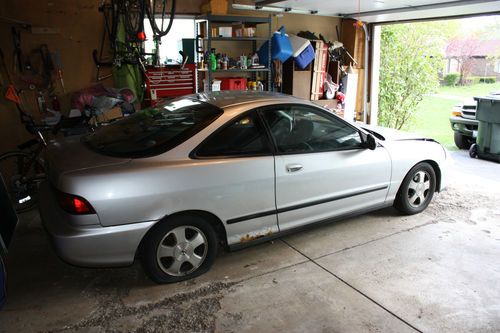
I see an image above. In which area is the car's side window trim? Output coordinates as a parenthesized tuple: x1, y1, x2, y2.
(190, 109, 275, 160)
(258, 103, 364, 155)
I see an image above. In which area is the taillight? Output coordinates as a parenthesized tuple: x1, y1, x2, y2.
(56, 191, 95, 215)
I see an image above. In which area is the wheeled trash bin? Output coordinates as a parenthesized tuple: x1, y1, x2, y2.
(469, 96, 500, 162)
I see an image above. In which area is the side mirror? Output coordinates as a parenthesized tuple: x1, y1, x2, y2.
(361, 133, 377, 150)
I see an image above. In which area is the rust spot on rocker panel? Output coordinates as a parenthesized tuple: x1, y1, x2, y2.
(240, 229, 273, 243)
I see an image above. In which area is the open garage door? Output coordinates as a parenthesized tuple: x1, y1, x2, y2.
(233, 1, 500, 125)
(236, 0, 500, 23)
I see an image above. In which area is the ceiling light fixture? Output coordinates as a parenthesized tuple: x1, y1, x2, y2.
(231, 3, 334, 16)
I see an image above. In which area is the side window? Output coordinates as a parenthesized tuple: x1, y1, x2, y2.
(261, 105, 362, 153)
(196, 112, 271, 157)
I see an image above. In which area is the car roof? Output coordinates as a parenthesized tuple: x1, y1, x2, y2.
(190, 91, 305, 109)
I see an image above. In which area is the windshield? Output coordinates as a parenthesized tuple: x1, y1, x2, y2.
(83, 97, 222, 158)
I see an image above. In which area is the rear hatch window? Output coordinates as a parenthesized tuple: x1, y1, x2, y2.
(83, 97, 222, 158)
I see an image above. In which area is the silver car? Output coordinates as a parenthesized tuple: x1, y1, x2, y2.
(39, 91, 448, 283)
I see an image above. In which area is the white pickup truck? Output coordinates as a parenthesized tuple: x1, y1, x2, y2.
(449, 98, 478, 149)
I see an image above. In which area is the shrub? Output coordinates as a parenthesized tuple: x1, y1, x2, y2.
(379, 24, 442, 130)
(443, 73, 459, 86)
(479, 76, 496, 84)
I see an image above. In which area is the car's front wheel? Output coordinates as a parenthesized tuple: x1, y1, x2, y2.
(394, 162, 436, 215)
(140, 214, 218, 283)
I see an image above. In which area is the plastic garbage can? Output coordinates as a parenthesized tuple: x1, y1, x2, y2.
(469, 96, 500, 162)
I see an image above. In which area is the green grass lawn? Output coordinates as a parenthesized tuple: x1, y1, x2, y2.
(407, 83, 499, 151)
(410, 96, 459, 150)
(438, 82, 500, 98)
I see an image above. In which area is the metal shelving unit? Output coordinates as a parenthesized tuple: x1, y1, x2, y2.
(195, 14, 272, 92)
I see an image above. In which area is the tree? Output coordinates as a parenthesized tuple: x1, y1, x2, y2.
(445, 38, 478, 85)
(378, 23, 448, 130)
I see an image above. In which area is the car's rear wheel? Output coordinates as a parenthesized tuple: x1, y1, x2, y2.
(140, 214, 218, 283)
(454, 132, 471, 149)
(394, 162, 436, 215)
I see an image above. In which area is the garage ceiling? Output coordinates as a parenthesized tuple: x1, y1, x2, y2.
(249, 0, 500, 23)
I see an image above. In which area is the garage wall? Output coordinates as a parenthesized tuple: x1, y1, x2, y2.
(0, 0, 204, 154)
(0, 1, 105, 153)
(0, 1, 339, 154)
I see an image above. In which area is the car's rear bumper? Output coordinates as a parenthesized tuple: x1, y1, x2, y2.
(449, 116, 478, 137)
(39, 182, 155, 267)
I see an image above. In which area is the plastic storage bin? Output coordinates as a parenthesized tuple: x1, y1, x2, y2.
(219, 77, 247, 90)
(470, 96, 500, 162)
(257, 43, 270, 66)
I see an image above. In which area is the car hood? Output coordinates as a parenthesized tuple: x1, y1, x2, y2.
(45, 135, 130, 185)
(360, 125, 436, 142)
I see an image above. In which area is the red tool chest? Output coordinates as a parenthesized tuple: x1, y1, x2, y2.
(144, 64, 195, 106)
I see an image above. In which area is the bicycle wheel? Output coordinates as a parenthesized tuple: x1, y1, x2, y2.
(0, 151, 45, 213)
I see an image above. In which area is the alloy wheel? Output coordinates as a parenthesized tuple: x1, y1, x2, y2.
(156, 225, 208, 276)
(407, 170, 431, 208)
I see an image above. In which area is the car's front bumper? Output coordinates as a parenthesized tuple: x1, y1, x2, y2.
(438, 146, 451, 192)
(449, 116, 478, 137)
(39, 182, 155, 267)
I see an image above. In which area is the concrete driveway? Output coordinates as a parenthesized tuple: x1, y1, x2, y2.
(1, 150, 499, 332)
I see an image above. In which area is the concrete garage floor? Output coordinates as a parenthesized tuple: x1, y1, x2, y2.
(1, 150, 499, 333)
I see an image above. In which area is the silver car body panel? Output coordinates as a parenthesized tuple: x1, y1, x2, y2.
(39, 182, 154, 266)
(40, 91, 448, 267)
(275, 148, 391, 231)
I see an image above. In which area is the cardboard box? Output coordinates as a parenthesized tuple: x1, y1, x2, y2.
(91, 106, 123, 125)
(218, 27, 232, 37)
(244, 27, 255, 37)
(233, 25, 255, 37)
(201, 0, 228, 15)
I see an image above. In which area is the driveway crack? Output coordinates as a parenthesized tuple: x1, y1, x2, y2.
(281, 238, 423, 333)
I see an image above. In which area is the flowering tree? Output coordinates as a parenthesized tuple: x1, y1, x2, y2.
(445, 38, 479, 85)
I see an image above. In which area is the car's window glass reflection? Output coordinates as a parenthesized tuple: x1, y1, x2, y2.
(262, 106, 362, 153)
(196, 113, 270, 157)
(83, 98, 222, 158)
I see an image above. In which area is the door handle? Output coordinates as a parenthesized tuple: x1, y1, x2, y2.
(286, 164, 303, 173)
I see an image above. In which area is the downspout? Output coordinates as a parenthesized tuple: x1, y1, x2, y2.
(362, 23, 370, 123)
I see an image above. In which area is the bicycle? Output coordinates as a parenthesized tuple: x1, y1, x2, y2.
(0, 102, 58, 212)
(0, 89, 133, 213)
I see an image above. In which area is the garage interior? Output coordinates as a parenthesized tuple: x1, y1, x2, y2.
(1, 0, 500, 332)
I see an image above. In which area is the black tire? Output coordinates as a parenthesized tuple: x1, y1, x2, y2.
(394, 162, 436, 215)
(140, 214, 218, 284)
(454, 132, 471, 150)
(469, 143, 478, 158)
(0, 151, 44, 213)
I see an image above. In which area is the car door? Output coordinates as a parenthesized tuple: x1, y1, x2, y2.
(260, 104, 391, 232)
(192, 110, 278, 245)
